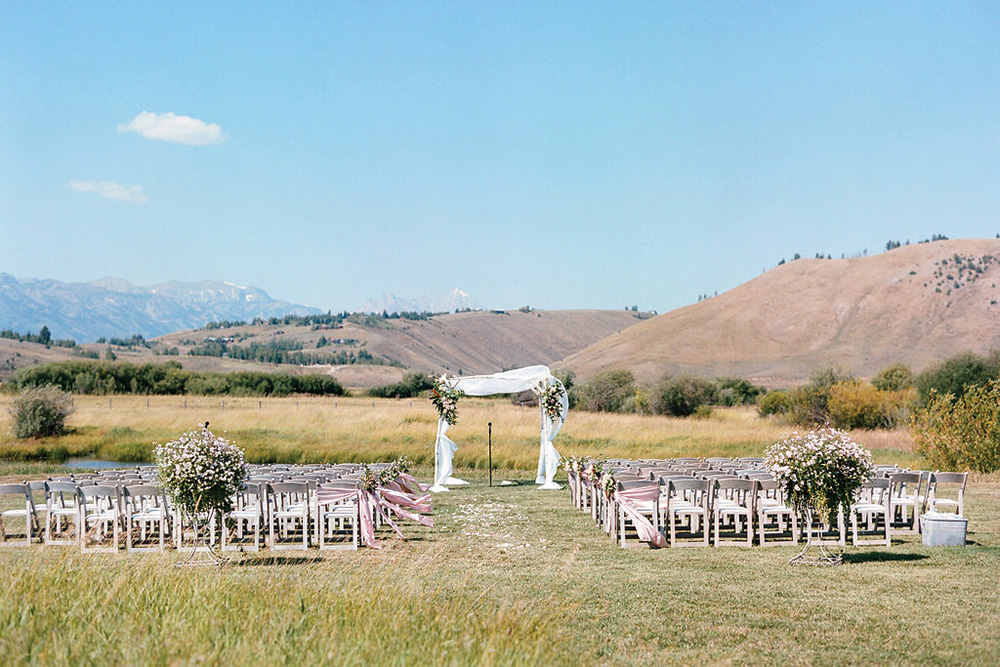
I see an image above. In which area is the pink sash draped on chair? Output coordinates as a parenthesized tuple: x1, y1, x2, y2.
(317, 477, 433, 550)
(614, 485, 668, 548)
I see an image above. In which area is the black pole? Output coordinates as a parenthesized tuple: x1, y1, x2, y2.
(488, 422, 493, 488)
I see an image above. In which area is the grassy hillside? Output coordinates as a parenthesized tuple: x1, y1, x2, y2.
(562, 238, 1000, 387)
(1, 309, 646, 388)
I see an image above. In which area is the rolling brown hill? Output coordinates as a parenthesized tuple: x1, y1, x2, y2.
(559, 238, 1000, 387)
(188, 309, 647, 387)
(1, 309, 647, 388)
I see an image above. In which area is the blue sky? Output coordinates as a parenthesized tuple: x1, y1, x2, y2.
(2, 2, 998, 314)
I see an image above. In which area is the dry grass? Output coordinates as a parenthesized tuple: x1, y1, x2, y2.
(0, 395, 918, 468)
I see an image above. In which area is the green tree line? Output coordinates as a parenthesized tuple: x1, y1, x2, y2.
(187, 340, 402, 367)
(2, 360, 344, 397)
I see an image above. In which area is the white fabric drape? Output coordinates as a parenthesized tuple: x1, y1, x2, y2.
(432, 418, 458, 490)
(534, 379, 568, 488)
(432, 365, 567, 491)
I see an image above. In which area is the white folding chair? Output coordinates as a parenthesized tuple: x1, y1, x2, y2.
(756, 479, 799, 547)
(222, 482, 265, 552)
(615, 480, 660, 548)
(0, 483, 37, 547)
(123, 484, 170, 552)
(318, 482, 360, 551)
(666, 478, 710, 547)
(888, 472, 923, 535)
(267, 482, 310, 551)
(926, 472, 967, 516)
(850, 478, 891, 547)
(44, 481, 81, 546)
(712, 478, 755, 547)
(78, 485, 122, 553)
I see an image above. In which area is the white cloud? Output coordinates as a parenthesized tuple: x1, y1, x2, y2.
(69, 180, 147, 204)
(117, 111, 226, 146)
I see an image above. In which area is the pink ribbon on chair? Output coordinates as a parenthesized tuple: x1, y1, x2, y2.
(318, 477, 433, 550)
(614, 485, 668, 548)
(397, 473, 430, 494)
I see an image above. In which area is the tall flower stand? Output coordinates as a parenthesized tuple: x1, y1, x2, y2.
(175, 509, 227, 568)
(790, 507, 846, 567)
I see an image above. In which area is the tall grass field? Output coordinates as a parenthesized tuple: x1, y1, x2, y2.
(1, 396, 997, 664)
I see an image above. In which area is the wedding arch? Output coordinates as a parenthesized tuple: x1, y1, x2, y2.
(430, 365, 569, 492)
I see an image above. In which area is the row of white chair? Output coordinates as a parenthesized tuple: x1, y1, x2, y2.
(0, 463, 398, 552)
(568, 458, 968, 549)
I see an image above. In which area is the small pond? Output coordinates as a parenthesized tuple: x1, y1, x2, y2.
(65, 458, 149, 470)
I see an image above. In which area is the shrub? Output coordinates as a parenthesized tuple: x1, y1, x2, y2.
(872, 362, 914, 392)
(369, 371, 433, 399)
(6, 360, 343, 397)
(911, 380, 1000, 473)
(714, 377, 764, 406)
(554, 370, 576, 408)
(826, 380, 908, 430)
(916, 350, 999, 404)
(652, 374, 716, 417)
(758, 390, 790, 417)
(779, 366, 855, 426)
(8, 385, 75, 439)
(619, 389, 652, 415)
(575, 370, 635, 413)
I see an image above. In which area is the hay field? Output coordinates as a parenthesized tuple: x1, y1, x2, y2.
(0, 395, 919, 469)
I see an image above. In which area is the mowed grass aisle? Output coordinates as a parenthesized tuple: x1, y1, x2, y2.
(1, 475, 999, 665)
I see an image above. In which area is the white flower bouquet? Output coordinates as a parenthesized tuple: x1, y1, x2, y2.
(764, 427, 874, 526)
(155, 424, 249, 517)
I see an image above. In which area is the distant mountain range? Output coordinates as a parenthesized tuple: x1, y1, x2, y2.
(359, 287, 477, 315)
(0, 274, 320, 342)
(6, 238, 998, 388)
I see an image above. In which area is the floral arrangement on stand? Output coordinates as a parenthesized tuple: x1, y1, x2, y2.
(541, 383, 566, 423)
(429, 376, 464, 426)
(764, 427, 874, 527)
(155, 423, 248, 518)
(155, 424, 248, 565)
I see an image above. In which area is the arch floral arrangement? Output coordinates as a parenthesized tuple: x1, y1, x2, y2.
(155, 424, 248, 562)
(541, 383, 566, 422)
(763, 427, 874, 528)
(429, 377, 464, 426)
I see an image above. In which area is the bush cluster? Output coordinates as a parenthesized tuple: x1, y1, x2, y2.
(368, 371, 434, 398)
(915, 350, 1000, 405)
(567, 370, 763, 418)
(757, 366, 912, 429)
(4, 361, 344, 397)
(911, 379, 1000, 473)
(574, 369, 636, 413)
(8, 385, 75, 439)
